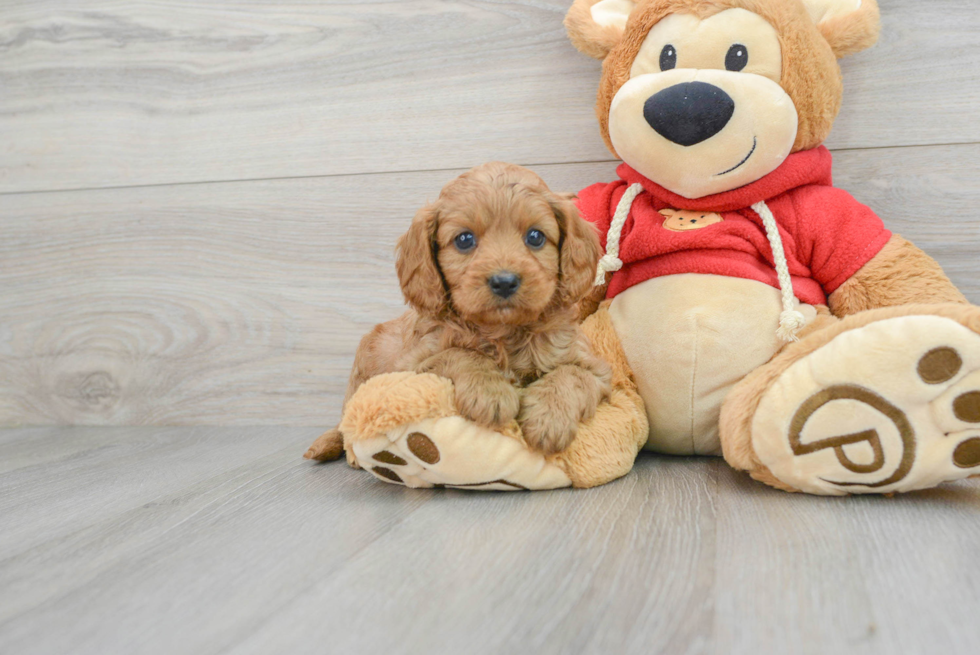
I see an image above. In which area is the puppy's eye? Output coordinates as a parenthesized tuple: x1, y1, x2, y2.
(660, 44, 677, 71)
(524, 228, 546, 249)
(725, 44, 748, 72)
(453, 231, 477, 252)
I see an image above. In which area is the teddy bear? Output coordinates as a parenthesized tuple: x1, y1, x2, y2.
(658, 208, 724, 232)
(309, 0, 980, 495)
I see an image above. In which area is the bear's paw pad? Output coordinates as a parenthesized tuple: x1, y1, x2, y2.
(349, 416, 572, 491)
(753, 315, 980, 495)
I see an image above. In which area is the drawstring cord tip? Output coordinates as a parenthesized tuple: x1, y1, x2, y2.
(776, 309, 807, 342)
(593, 254, 622, 286)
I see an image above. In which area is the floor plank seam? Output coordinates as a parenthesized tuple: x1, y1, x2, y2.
(4, 140, 980, 198)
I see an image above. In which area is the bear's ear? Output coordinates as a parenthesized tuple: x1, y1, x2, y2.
(565, 0, 637, 60)
(801, 0, 881, 58)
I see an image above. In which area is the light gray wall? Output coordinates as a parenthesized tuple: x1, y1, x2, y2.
(2, 0, 979, 426)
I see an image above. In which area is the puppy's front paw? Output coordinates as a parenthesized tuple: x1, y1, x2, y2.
(453, 377, 521, 428)
(518, 385, 579, 454)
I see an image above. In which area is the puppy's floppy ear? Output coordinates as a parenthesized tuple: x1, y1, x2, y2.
(551, 192, 603, 306)
(565, 0, 635, 60)
(801, 0, 880, 58)
(396, 203, 448, 313)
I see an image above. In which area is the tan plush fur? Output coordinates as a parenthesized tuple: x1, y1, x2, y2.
(332, 308, 648, 489)
(597, 0, 843, 155)
(566, 0, 880, 157)
(719, 303, 980, 487)
(749, 467, 803, 493)
(564, 0, 979, 494)
(814, 0, 880, 58)
(305, 163, 612, 461)
(720, 236, 971, 488)
(565, 0, 628, 60)
(338, 372, 459, 442)
(828, 234, 968, 316)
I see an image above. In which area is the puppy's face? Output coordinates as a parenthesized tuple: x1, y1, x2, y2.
(396, 163, 601, 326)
(436, 184, 561, 325)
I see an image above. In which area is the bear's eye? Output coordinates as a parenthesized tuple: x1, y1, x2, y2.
(659, 45, 677, 71)
(453, 231, 477, 252)
(725, 44, 748, 72)
(524, 228, 546, 250)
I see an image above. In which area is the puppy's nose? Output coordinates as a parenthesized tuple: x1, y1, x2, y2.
(643, 81, 735, 146)
(488, 272, 521, 299)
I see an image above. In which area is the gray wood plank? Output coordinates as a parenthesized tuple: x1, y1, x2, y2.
(0, 425, 152, 473)
(1, 0, 978, 193)
(849, 485, 980, 655)
(0, 426, 322, 560)
(229, 459, 720, 655)
(713, 473, 980, 655)
(0, 427, 978, 655)
(3, 145, 980, 427)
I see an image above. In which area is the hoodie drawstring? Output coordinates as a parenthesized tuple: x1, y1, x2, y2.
(593, 183, 645, 287)
(752, 200, 806, 342)
(593, 190, 806, 342)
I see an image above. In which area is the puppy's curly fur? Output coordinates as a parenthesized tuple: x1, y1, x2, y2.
(305, 162, 612, 462)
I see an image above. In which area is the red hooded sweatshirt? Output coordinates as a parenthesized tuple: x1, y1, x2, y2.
(576, 146, 892, 306)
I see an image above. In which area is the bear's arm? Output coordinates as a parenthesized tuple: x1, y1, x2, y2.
(795, 185, 968, 316)
(828, 234, 968, 317)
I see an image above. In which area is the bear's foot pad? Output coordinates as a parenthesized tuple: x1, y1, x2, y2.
(350, 416, 572, 491)
(753, 315, 980, 495)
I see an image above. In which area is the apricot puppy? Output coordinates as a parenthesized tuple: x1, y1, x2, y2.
(306, 162, 612, 461)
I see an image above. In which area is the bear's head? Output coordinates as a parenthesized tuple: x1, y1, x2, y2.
(565, 0, 880, 199)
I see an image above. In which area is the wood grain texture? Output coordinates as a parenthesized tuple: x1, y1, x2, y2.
(712, 473, 980, 655)
(0, 427, 977, 654)
(0, 0, 978, 193)
(3, 145, 980, 427)
(3, 0, 980, 651)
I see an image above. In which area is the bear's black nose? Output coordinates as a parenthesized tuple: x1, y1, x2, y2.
(643, 82, 735, 147)
(488, 272, 521, 299)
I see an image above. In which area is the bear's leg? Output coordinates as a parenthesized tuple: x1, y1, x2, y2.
(338, 371, 573, 490)
(720, 304, 980, 495)
(332, 304, 648, 490)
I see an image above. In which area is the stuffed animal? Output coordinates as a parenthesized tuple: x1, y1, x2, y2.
(310, 0, 980, 495)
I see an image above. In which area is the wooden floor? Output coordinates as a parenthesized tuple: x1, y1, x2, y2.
(4, 1, 980, 653)
(0, 426, 978, 655)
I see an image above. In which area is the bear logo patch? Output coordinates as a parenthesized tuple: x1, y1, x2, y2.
(659, 208, 724, 232)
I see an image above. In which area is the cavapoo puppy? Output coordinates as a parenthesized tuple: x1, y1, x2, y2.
(305, 162, 612, 462)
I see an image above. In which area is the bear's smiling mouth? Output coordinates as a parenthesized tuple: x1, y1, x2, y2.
(716, 136, 758, 176)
